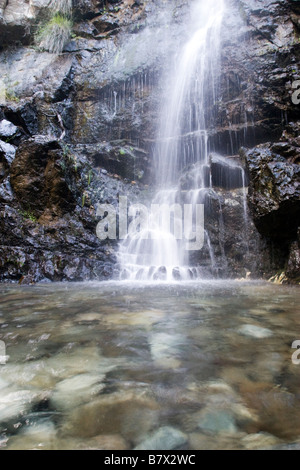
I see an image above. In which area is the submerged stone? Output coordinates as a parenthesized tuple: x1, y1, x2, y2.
(50, 373, 106, 411)
(61, 390, 159, 442)
(237, 324, 273, 339)
(149, 332, 186, 366)
(0, 389, 41, 423)
(134, 426, 188, 450)
(241, 432, 282, 450)
(6, 420, 57, 451)
(59, 434, 129, 450)
(197, 409, 238, 435)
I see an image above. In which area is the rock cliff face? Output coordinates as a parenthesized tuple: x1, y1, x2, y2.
(0, 0, 299, 283)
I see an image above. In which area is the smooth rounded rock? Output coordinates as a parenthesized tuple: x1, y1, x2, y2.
(237, 324, 273, 339)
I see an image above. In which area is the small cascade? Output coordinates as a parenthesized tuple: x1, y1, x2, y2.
(118, 152, 249, 280)
(98, 69, 158, 140)
(205, 229, 217, 274)
(217, 199, 229, 272)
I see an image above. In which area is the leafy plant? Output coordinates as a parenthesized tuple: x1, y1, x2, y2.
(19, 210, 37, 223)
(5, 89, 20, 103)
(35, 13, 73, 54)
(87, 170, 93, 186)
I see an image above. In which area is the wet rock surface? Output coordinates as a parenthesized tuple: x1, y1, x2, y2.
(245, 139, 300, 282)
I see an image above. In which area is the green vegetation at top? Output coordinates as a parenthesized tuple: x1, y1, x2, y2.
(34, 0, 73, 54)
(35, 13, 73, 54)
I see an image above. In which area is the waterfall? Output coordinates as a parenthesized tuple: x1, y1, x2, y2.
(155, 0, 225, 186)
(118, 0, 245, 281)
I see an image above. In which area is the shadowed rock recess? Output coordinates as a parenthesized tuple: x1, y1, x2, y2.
(0, 0, 299, 283)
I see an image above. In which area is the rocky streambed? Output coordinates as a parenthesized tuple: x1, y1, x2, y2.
(0, 280, 300, 450)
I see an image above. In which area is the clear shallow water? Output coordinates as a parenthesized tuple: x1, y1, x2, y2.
(0, 280, 299, 450)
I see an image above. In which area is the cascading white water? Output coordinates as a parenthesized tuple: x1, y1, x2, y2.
(118, 0, 226, 281)
(155, 0, 225, 186)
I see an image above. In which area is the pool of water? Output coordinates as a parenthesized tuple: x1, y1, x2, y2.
(0, 280, 299, 450)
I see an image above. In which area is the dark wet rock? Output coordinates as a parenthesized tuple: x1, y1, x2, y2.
(245, 143, 300, 241)
(0, 48, 74, 138)
(0, 134, 141, 282)
(92, 14, 120, 35)
(286, 231, 300, 283)
(212, 0, 299, 154)
(244, 142, 300, 281)
(0, 0, 34, 48)
(4, 103, 39, 137)
(0, 178, 14, 202)
(0, 244, 117, 284)
(188, 184, 261, 279)
(10, 137, 77, 218)
(210, 155, 246, 190)
(172, 267, 181, 281)
(72, 143, 150, 182)
(153, 266, 167, 281)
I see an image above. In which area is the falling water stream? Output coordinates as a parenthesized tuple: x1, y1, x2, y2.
(118, 0, 248, 281)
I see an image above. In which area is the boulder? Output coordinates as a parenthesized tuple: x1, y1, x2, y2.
(135, 426, 188, 450)
(245, 143, 300, 241)
(10, 137, 76, 218)
(0, 120, 20, 140)
(0, 0, 34, 47)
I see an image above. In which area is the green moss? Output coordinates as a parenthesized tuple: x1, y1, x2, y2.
(5, 91, 20, 103)
(19, 210, 38, 223)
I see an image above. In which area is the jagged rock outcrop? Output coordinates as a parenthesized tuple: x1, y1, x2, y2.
(213, 0, 300, 155)
(10, 137, 77, 218)
(0, 136, 124, 283)
(244, 132, 300, 282)
(245, 143, 300, 238)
